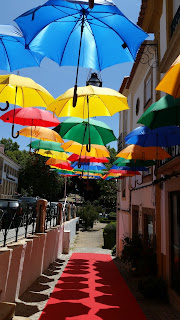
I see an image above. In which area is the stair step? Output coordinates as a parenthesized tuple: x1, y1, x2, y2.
(0, 302, 16, 320)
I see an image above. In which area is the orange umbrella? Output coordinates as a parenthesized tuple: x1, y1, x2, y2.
(156, 54, 180, 98)
(18, 126, 64, 143)
(61, 141, 110, 158)
(46, 158, 73, 170)
(116, 145, 171, 160)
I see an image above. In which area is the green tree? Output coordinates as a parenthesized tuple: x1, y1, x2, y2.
(0, 138, 20, 152)
(79, 203, 99, 230)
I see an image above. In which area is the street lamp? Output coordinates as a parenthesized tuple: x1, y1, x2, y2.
(86, 72, 102, 87)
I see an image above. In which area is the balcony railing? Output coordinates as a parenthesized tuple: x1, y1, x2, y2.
(171, 5, 180, 37)
(158, 145, 180, 167)
(117, 132, 127, 152)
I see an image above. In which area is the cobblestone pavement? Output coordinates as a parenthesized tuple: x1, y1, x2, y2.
(14, 222, 180, 320)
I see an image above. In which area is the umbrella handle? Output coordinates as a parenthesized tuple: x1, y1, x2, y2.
(0, 101, 9, 111)
(89, 0, 94, 9)
(73, 85, 78, 108)
(86, 137, 91, 152)
(11, 124, 19, 139)
(78, 159, 81, 168)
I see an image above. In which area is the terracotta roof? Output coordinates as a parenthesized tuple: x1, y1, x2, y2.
(137, 0, 148, 27)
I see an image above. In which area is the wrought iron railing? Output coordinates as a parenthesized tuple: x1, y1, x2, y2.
(158, 145, 180, 167)
(171, 5, 180, 37)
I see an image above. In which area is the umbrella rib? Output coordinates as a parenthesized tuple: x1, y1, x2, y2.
(88, 13, 135, 60)
(59, 18, 81, 66)
(84, 20, 101, 70)
(0, 38, 11, 71)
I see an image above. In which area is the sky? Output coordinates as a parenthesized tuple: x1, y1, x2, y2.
(0, 0, 142, 151)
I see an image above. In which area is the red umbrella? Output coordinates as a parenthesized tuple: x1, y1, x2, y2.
(109, 169, 141, 175)
(45, 158, 73, 170)
(67, 154, 109, 163)
(0, 107, 60, 127)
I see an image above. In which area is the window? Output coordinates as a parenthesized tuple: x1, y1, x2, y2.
(136, 98, 140, 116)
(122, 179, 126, 198)
(145, 74, 152, 105)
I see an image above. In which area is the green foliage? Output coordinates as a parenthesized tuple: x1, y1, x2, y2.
(0, 138, 20, 152)
(112, 244, 116, 256)
(103, 222, 116, 249)
(121, 235, 157, 276)
(99, 218, 112, 224)
(78, 203, 99, 230)
(6, 150, 31, 168)
(138, 276, 168, 302)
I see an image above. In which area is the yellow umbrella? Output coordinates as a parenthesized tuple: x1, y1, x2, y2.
(156, 54, 180, 98)
(0, 74, 54, 109)
(116, 144, 171, 160)
(47, 85, 129, 118)
(36, 149, 68, 160)
(18, 126, 64, 143)
(61, 141, 110, 158)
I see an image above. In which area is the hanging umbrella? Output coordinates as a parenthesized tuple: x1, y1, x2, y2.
(0, 25, 43, 72)
(156, 54, 180, 98)
(0, 107, 60, 127)
(27, 140, 64, 152)
(71, 162, 106, 171)
(54, 117, 116, 150)
(46, 158, 73, 170)
(113, 157, 155, 167)
(15, 0, 147, 106)
(109, 168, 141, 175)
(18, 126, 64, 143)
(116, 144, 171, 160)
(47, 85, 129, 118)
(109, 165, 148, 172)
(125, 125, 180, 147)
(0, 74, 54, 138)
(67, 153, 109, 163)
(137, 95, 180, 129)
(36, 149, 68, 160)
(61, 140, 110, 157)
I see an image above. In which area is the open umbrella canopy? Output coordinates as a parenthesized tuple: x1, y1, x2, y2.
(71, 162, 106, 171)
(71, 161, 106, 168)
(0, 107, 60, 127)
(113, 157, 155, 167)
(0, 74, 54, 108)
(137, 95, 180, 129)
(18, 126, 64, 143)
(110, 165, 148, 172)
(46, 158, 71, 167)
(28, 140, 64, 152)
(0, 25, 43, 71)
(15, 0, 147, 71)
(109, 169, 140, 175)
(61, 141, 110, 157)
(125, 125, 180, 147)
(156, 54, 180, 98)
(54, 117, 116, 146)
(116, 144, 171, 160)
(47, 85, 129, 118)
(36, 149, 68, 160)
(67, 153, 109, 163)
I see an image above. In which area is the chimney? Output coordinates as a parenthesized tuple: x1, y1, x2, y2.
(0, 144, 5, 154)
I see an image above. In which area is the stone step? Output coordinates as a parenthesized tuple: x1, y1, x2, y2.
(13, 317, 31, 320)
(0, 302, 16, 320)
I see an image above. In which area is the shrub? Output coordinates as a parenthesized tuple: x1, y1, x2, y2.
(108, 212, 116, 221)
(138, 276, 168, 302)
(99, 218, 111, 224)
(78, 204, 99, 230)
(103, 222, 116, 249)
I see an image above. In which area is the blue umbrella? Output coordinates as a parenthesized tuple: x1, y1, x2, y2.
(15, 0, 147, 105)
(125, 125, 180, 147)
(0, 25, 43, 72)
(72, 161, 106, 170)
(110, 164, 148, 172)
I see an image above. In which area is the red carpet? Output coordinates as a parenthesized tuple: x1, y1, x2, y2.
(39, 253, 147, 320)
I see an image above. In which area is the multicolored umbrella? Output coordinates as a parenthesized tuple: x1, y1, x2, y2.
(156, 54, 180, 98)
(47, 85, 129, 118)
(137, 95, 180, 129)
(116, 145, 171, 160)
(36, 149, 68, 160)
(113, 157, 155, 167)
(61, 141, 110, 158)
(0, 107, 60, 127)
(67, 154, 109, 163)
(55, 117, 116, 148)
(18, 126, 64, 143)
(125, 125, 180, 147)
(110, 165, 148, 172)
(28, 140, 64, 152)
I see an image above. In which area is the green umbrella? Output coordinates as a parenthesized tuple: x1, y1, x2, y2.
(137, 95, 180, 129)
(28, 140, 64, 152)
(114, 157, 155, 167)
(54, 117, 117, 148)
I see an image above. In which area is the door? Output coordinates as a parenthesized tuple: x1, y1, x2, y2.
(132, 208, 139, 237)
(170, 192, 180, 295)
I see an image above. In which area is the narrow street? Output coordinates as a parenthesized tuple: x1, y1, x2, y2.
(14, 223, 180, 320)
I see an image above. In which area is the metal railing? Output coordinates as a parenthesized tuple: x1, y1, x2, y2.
(117, 132, 127, 152)
(171, 5, 180, 37)
(158, 145, 180, 167)
(0, 200, 75, 247)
